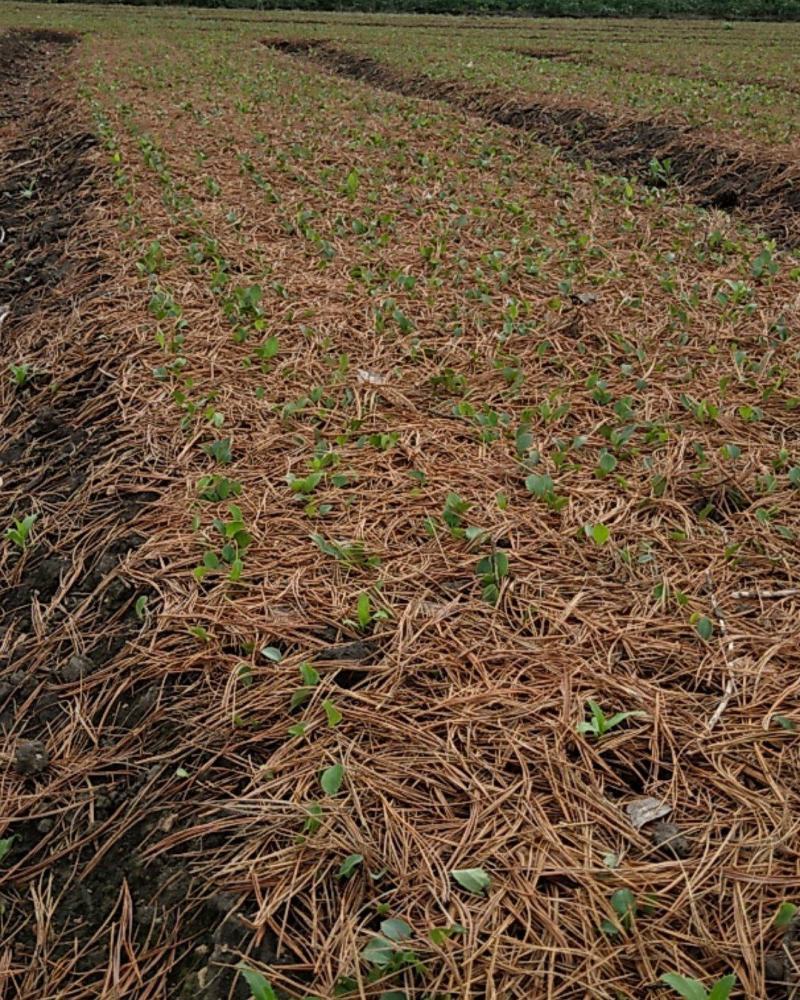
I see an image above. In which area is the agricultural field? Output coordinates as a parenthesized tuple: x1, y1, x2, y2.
(1, 5, 799, 999)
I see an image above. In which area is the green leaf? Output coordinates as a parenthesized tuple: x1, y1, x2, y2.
(357, 592, 371, 628)
(379, 992, 407, 1000)
(525, 472, 553, 498)
(451, 868, 490, 895)
(789, 466, 800, 488)
(659, 973, 709, 1000)
(322, 699, 342, 728)
(380, 917, 412, 941)
(344, 169, 359, 197)
(337, 853, 363, 879)
(590, 523, 610, 546)
(610, 888, 635, 918)
(361, 936, 393, 968)
(290, 687, 311, 710)
(134, 595, 148, 620)
(299, 662, 320, 686)
(596, 450, 617, 476)
(605, 710, 646, 729)
(260, 646, 283, 662)
(774, 901, 798, 929)
(695, 616, 714, 641)
(0, 836, 15, 864)
(288, 722, 308, 738)
(428, 923, 465, 946)
(587, 699, 606, 732)
(707, 976, 736, 1000)
(237, 965, 278, 1000)
(775, 715, 797, 731)
(320, 762, 344, 796)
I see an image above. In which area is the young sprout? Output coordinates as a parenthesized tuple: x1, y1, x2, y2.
(236, 965, 278, 1000)
(660, 972, 736, 1000)
(577, 700, 646, 738)
(10, 363, 32, 387)
(5, 514, 37, 550)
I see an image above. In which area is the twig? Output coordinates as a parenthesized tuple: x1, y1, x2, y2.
(707, 572, 738, 732)
(731, 587, 800, 600)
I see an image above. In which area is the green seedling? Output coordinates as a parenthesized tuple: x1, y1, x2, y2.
(348, 591, 389, 632)
(320, 762, 344, 796)
(237, 965, 278, 1000)
(774, 901, 797, 929)
(310, 534, 379, 568)
(337, 853, 363, 879)
(136, 239, 164, 275)
(5, 514, 37, 550)
(197, 475, 242, 502)
(290, 662, 320, 710)
(203, 437, 233, 465)
(442, 492, 471, 538)
(525, 473, 567, 512)
(577, 700, 646, 738)
(660, 972, 736, 1000)
(476, 549, 509, 605)
(599, 888, 655, 936)
(10, 363, 32, 387)
(451, 867, 490, 895)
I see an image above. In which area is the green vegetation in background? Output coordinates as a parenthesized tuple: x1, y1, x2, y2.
(24, 0, 800, 23)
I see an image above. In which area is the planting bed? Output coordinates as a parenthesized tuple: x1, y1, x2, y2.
(1, 6, 799, 999)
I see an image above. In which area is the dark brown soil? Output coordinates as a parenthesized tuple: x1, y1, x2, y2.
(267, 37, 800, 246)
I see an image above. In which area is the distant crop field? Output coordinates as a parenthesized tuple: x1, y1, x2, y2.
(1, 6, 799, 1000)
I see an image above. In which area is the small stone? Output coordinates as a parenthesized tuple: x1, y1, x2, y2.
(15, 739, 49, 776)
(650, 820, 690, 859)
(36, 816, 54, 833)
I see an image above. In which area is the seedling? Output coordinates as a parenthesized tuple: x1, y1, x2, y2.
(451, 867, 491, 894)
(577, 700, 646, 738)
(774, 901, 797, 928)
(442, 492, 471, 538)
(476, 550, 509, 604)
(525, 473, 567, 512)
(361, 917, 424, 977)
(291, 662, 320, 709)
(310, 534, 379, 568)
(237, 965, 278, 1000)
(337, 853, 363, 879)
(204, 438, 233, 464)
(347, 591, 388, 632)
(10, 363, 32, 387)
(660, 972, 736, 1000)
(320, 762, 344, 796)
(197, 475, 242, 502)
(5, 514, 37, 550)
(136, 240, 164, 275)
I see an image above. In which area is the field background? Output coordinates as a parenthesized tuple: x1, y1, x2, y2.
(1, 5, 799, 1000)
